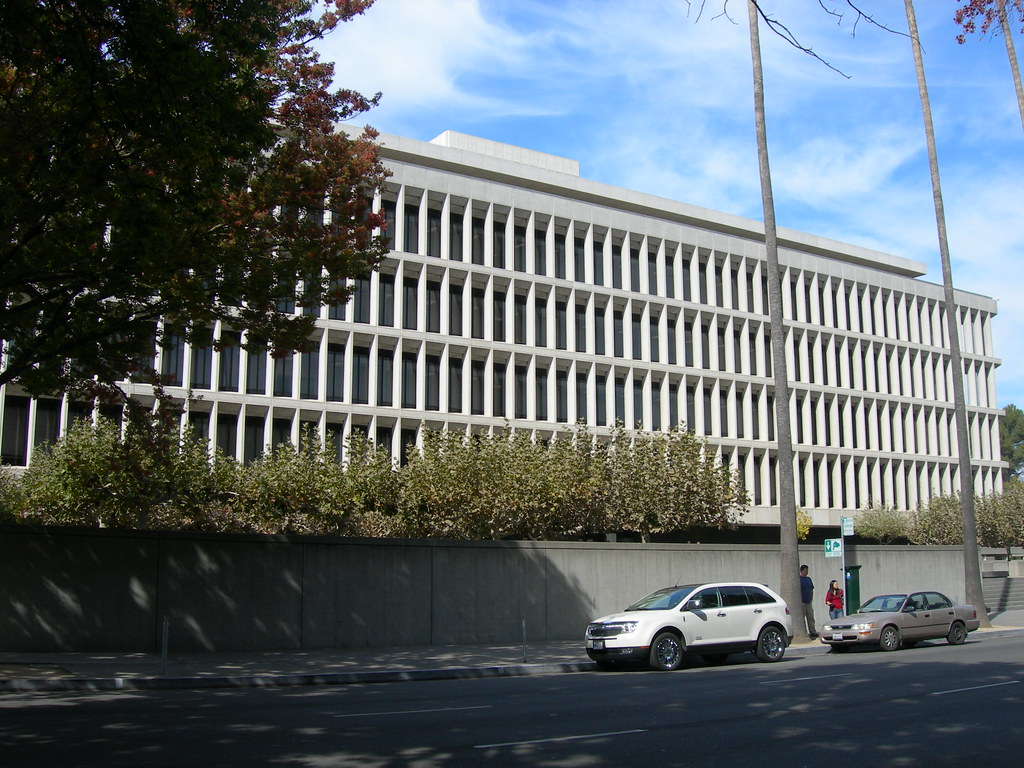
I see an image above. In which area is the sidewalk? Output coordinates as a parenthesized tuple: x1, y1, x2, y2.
(2, 620, 1021, 694)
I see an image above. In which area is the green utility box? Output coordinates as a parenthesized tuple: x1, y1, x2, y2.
(844, 565, 862, 613)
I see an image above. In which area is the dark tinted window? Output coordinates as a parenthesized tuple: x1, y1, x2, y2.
(744, 586, 775, 605)
(925, 592, 952, 610)
(720, 586, 749, 607)
(906, 594, 927, 611)
(690, 588, 721, 610)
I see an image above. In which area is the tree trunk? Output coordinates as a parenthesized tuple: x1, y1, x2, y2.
(997, 0, 1024, 133)
(746, 1, 803, 638)
(904, 0, 990, 627)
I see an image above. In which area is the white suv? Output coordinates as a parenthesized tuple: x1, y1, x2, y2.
(585, 582, 794, 670)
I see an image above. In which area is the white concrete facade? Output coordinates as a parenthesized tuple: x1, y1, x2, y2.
(0, 131, 1005, 527)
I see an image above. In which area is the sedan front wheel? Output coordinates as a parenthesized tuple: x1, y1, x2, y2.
(879, 625, 901, 652)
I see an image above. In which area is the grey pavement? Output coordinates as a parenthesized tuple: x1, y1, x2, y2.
(2, 610, 1022, 694)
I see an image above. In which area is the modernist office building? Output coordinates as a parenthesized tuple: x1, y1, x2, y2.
(0, 131, 1005, 528)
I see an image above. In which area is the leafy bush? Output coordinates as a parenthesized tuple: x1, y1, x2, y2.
(977, 480, 1024, 556)
(603, 424, 746, 541)
(795, 508, 811, 541)
(0, 466, 26, 524)
(225, 434, 340, 534)
(855, 504, 910, 544)
(399, 427, 565, 539)
(908, 495, 964, 545)
(13, 413, 233, 529)
(333, 431, 402, 536)
(17, 417, 148, 528)
(1, 415, 748, 540)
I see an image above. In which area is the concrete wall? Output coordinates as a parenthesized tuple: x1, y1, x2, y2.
(0, 527, 969, 653)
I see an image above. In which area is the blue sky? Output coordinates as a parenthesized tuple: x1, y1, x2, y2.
(317, 0, 1024, 408)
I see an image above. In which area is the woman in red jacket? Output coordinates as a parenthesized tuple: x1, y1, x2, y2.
(825, 579, 845, 619)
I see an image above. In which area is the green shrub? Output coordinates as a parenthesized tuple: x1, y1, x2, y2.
(0, 466, 27, 523)
(855, 504, 910, 544)
(908, 495, 963, 545)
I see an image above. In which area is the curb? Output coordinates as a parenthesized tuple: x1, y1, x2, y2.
(3, 628, 1020, 694)
(0, 661, 599, 693)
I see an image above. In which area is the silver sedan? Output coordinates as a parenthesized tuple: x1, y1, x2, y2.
(820, 591, 980, 652)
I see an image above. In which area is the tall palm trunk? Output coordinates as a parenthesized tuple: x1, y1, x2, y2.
(746, 1, 803, 636)
(904, 0, 990, 626)
(997, 0, 1024, 132)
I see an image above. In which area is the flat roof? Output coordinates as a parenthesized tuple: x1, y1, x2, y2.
(372, 129, 928, 280)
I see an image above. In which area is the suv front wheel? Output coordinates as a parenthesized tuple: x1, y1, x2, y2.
(649, 631, 684, 671)
(754, 625, 786, 662)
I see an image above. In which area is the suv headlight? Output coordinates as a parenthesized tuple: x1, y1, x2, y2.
(591, 621, 638, 636)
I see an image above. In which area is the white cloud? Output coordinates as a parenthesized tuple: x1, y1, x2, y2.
(320, 0, 530, 118)
(325, 0, 1024, 406)
(774, 128, 921, 204)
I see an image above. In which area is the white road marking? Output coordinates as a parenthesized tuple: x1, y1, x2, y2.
(929, 681, 1020, 696)
(334, 704, 492, 718)
(761, 673, 850, 684)
(475, 729, 647, 749)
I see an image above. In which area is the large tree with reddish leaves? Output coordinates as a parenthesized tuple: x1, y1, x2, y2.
(0, 0, 389, 397)
(955, 0, 1024, 40)
(955, 0, 1024, 132)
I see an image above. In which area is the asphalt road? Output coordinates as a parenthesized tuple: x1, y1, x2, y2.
(2, 636, 1022, 767)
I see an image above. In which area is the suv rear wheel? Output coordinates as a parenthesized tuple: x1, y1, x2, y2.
(754, 625, 786, 662)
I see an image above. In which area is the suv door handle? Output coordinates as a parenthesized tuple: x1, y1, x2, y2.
(717, 611, 727, 617)
(754, 608, 763, 614)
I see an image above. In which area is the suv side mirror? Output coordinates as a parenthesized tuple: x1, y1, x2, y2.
(683, 599, 701, 612)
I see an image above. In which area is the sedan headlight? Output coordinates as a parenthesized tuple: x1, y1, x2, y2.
(850, 621, 876, 631)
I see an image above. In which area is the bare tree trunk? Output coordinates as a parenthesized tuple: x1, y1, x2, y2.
(904, 0, 990, 626)
(746, 1, 804, 638)
(998, 0, 1024, 133)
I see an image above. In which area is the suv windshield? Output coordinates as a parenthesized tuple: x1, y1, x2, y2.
(858, 594, 907, 613)
(627, 585, 699, 611)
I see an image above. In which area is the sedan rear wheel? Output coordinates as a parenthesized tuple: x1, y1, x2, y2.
(755, 625, 786, 662)
(649, 631, 684, 671)
(879, 624, 901, 652)
(946, 621, 967, 646)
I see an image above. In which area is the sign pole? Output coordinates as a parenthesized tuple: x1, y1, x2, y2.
(841, 526, 847, 615)
(839, 516, 854, 614)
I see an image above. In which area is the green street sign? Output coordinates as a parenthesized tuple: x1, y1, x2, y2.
(824, 538, 843, 558)
(841, 516, 854, 536)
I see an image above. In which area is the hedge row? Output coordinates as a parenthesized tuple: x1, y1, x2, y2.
(0, 416, 747, 541)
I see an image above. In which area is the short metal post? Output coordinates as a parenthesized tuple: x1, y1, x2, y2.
(521, 616, 527, 663)
(160, 615, 169, 677)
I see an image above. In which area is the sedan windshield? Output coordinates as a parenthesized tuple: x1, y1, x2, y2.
(627, 585, 699, 611)
(858, 594, 907, 613)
